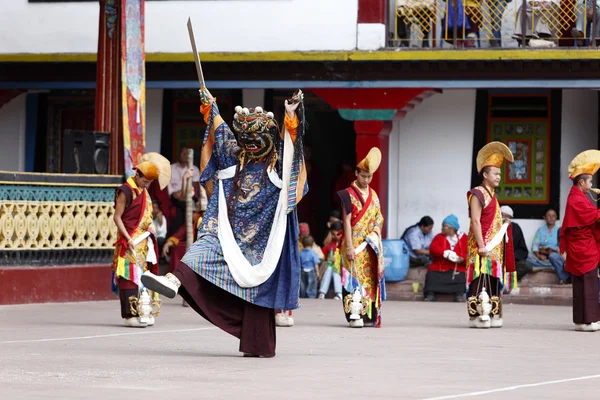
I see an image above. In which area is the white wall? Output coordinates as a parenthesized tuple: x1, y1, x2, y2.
(145, 89, 163, 154)
(0, 94, 27, 172)
(388, 90, 476, 238)
(1, 0, 359, 54)
(389, 89, 599, 249)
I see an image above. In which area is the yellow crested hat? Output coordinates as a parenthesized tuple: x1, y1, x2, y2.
(356, 147, 382, 174)
(568, 150, 600, 179)
(136, 152, 172, 190)
(476, 141, 514, 173)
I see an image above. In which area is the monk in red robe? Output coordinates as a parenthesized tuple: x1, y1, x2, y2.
(112, 153, 170, 328)
(162, 201, 205, 274)
(424, 214, 468, 302)
(560, 150, 600, 332)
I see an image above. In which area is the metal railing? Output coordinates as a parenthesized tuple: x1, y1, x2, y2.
(390, 0, 598, 48)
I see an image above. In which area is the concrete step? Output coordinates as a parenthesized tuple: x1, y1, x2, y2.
(384, 266, 573, 306)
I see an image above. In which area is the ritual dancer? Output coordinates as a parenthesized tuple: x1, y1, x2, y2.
(466, 142, 516, 329)
(560, 150, 600, 332)
(112, 153, 171, 328)
(338, 148, 385, 328)
(142, 88, 308, 357)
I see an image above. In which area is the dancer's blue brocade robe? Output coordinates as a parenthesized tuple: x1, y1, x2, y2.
(180, 101, 307, 310)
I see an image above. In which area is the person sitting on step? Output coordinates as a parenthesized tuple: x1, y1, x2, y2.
(402, 216, 435, 267)
(423, 214, 467, 302)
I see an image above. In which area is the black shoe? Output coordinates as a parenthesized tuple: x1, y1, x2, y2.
(424, 293, 436, 302)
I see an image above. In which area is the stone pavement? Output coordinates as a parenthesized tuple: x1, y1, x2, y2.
(1, 298, 599, 399)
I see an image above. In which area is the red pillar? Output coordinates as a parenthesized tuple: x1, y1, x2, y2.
(95, 0, 123, 175)
(354, 120, 391, 238)
(357, 0, 386, 23)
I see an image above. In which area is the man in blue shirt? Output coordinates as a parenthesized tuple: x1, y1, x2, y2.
(401, 216, 435, 267)
(299, 236, 321, 298)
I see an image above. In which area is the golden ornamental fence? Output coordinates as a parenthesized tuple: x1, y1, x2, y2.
(393, 0, 595, 46)
(0, 173, 121, 266)
(0, 202, 116, 251)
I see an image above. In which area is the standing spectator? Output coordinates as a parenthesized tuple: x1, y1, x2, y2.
(402, 216, 435, 267)
(167, 147, 200, 235)
(299, 236, 321, 299)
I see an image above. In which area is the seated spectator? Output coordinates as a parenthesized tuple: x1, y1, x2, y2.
(322, 210, 342, 248)
(396, 0, 436, 48)
(299, 222, 325, 261)
(512, 0, 560, 48)
(530, 208, 560, 263)
(424, 214, 467, 302)
(318, 220, 343, 300)
(574, 0, 599, 47)
(442, 0, 483, 48)
(402, 216, 435, 267)
(299, 236, 321, 299)
(550, 227, 570, 284)
(500, 206, 534, 281)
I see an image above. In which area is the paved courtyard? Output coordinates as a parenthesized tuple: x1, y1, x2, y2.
(1, 298, 599, 399)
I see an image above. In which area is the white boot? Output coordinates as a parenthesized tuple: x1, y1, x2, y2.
(491, 315, 503, 328)
(123, 318, 148, 328)
(141, 272, 180, 299)
(349, 319, 364, 328)
(575, 322, 600, 332)
(469, 317, 491, 329)
(147, 315, 155, 326)
(275, 312, 294, 327)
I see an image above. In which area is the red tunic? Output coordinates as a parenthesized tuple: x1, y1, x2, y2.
(428, 232, 468, 273)
(166, 214, 202, 273)
(560, 186, 600, 276)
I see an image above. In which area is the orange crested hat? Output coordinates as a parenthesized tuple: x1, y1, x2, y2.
(568, 150, 600, 179)
(356, 147, 382, 174)
(476, 141, 514, 173)
(135, 153, 171, 190)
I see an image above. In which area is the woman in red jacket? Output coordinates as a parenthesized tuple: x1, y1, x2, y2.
(424, 214, 467, 302)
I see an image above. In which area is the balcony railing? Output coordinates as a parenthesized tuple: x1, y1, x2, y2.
(390, 0, 598, 48)
(0, 172, 121, 266)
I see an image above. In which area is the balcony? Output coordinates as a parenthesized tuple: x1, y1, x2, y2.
(388, 0, 599, 49)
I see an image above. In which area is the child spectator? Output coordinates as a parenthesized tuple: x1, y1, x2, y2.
(299, 235, 321, 298)
(322, 210, 342, 247)
(318, 220, 343, 299)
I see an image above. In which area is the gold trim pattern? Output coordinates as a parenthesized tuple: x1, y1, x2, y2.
(0, 201, 116, 250)
(0, 181, 121, 187)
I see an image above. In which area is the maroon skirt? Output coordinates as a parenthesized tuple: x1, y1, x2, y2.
(572, 268, 600, 325)
(174, 263, 276, 357)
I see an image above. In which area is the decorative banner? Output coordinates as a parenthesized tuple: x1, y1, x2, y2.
(121, 0, 146, 178)
(489, 120, 550, 204)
